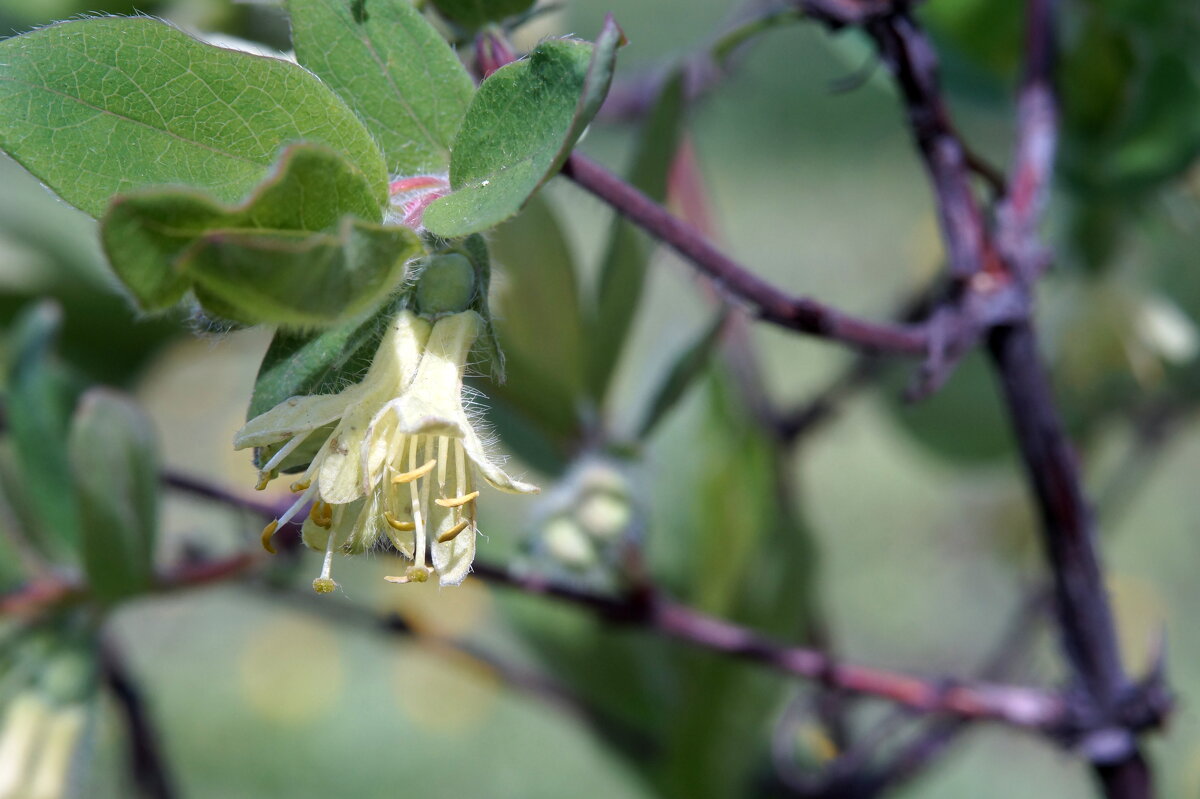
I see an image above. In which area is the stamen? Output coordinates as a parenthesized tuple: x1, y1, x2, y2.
(308, 501, 333, 529)
(455, 439, 467, 496)
(418, 439, 432, 568)
(409, 443, 427, 570)
(255, 473, 270, 491)
(383, 565, 430, 584)
(258, 430, 312, 477)
(260, 520, 279, 554)
(392, 459, 437, 484)
(290, 478, 311, 493)
(435, 491, 479, 508)
(436, 519, 470, 543)
(384, 512, 416, 532)
(260, 476, 318, 554)
(437, 436, 449, 488)
(276, 482, 319, 527)
(312, 527, 339, 594)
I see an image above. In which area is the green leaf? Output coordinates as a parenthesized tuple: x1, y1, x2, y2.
(486, 195, 585, 441)
(4, 301, 81, 557)
(183, 217, 419, 327)
(635, 313, 726, 439)
(0, 16, 388, 218)
(68, 389, 158, 603)
(588, 68, 687, 400)
(288, 0, 476, 175)
(430, 0, 536, 28)
(101, 143, 385, 313)
(423, 16, 626, 237)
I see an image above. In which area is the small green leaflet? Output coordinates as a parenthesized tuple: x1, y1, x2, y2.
(0, 17, 388, 218)
(69, 389, 159, 603)
(423, 16, 626, 237)
(288, 0, 476, 176)
(4, 302, 81, 558)
(101, 143, 412, 325)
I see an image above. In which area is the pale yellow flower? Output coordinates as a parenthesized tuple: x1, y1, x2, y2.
(234, 310, 537, 591)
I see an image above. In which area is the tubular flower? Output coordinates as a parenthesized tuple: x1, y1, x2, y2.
(234, 310, 537, 591)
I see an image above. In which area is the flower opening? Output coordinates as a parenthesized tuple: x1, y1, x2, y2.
(234, 310, 538, 591)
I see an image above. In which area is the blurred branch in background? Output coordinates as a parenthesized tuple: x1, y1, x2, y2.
(0, 0, 1195, 794)
(0, 473, 1081, 733)
(99, 637, 176, 799)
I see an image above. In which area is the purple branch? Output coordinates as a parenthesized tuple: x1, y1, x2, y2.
(561, 154, 930, 355)
(864, 12, 991, 280)
(473, 562, 1066, 731)
(983, 1, 1163, 795)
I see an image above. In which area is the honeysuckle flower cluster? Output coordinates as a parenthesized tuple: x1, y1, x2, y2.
(234, 309, 538, 592)
(518, 457, 637, 591)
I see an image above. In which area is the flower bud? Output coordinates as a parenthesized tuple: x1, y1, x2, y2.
(542, 517, 599, 571)
(415, 254, 476, 317)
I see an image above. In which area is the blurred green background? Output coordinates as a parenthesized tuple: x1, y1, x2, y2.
(1, 0, 1198, 797)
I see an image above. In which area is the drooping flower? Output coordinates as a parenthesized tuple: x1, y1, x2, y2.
(234, 309, 537, 591)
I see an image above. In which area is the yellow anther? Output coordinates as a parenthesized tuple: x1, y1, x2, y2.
(436, 519, 470, 544)
(435, 490, 479, 509)
(309, 501, 333, 529)
(384, 512, 416, 532)
(255, 473, 270, 491)
(260, 520, 279, 554)
(392, 458, 437, 484)
(290, 478, 311, 493)
(312, 578, 337, 594)
(383, 566, 430, 584)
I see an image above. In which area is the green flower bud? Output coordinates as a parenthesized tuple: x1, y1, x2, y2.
(415, 254, 476, 317)
(577, 493, 633, 541)
(542, 517, 599, 571)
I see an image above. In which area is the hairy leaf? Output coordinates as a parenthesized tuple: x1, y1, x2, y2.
(423, 16, 625, 237)
(0, 17, 387, 218)
(182, 218, 418, 327)
(288, 0, 475, 175)
(102, 143, 385, 313)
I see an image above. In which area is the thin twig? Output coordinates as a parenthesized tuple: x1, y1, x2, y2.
(472, 562, 1066, 731)
(983, 1, 1164, 795)
(561, 154, 930, 355)
(863, 12, 993, 281)
(0, 474, 1077, 734)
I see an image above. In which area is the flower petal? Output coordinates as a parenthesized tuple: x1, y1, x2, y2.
(429, 500, 475, 586)
(317, 399, 381, 504)
(461, 426, 539, 494)
(344, 490, 385, 554)
(391, 311, 481, 436)
(233, 389, 359, 449)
